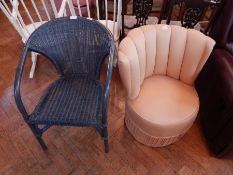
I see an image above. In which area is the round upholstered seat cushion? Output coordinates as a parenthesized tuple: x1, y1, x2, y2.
(125, 75, 199, 146)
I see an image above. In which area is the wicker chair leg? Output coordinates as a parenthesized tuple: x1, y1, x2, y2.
(104, 138, 109, 153)
(29, 124, 48, 150)
(102, 127, 109, 153)
(35, 135, 48, 150)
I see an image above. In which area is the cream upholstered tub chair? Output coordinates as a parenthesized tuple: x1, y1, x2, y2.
(118, 24, 215, 147)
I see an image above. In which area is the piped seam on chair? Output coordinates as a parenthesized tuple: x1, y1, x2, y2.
(141, 27, 148, 80)
(127, 33, 143, 85)
(166, 25, 172, 77)
(178, 28, 189, 84)
(118, 51, 133, 99)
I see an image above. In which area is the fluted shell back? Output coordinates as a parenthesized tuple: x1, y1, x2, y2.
(119, 24, 215, 85)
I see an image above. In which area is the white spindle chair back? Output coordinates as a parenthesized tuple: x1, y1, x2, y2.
(0, 0, 68, 42)
(58, 0, 122, 45)
(0, 0, 121, 77)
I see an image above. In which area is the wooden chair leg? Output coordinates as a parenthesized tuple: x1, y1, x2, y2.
(29, 52, 38, 78)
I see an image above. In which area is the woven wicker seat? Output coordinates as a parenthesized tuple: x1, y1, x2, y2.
(29, 77, 104, 127)
(14, 17, 115, 153)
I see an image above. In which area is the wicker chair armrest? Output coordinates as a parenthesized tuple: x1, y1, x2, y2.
(14, 46, 30, 120)
(104, 49, 114, 102)
(102, 50, 114, 124)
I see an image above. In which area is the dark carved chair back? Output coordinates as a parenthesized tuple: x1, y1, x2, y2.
(133, 0, 153, 27)
(121, 0, 154, 38)
(158, 0, 222, 29)
(121, 0, 221, 39)
(181, 0, 206, 28)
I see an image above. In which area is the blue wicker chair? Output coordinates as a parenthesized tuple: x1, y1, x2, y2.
(14, 17, 115, 153)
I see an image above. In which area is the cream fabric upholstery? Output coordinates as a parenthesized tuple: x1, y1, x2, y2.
(126, 75, 198, 138)
(118, 25, 215, 147)
(118, 25, 215, 100)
